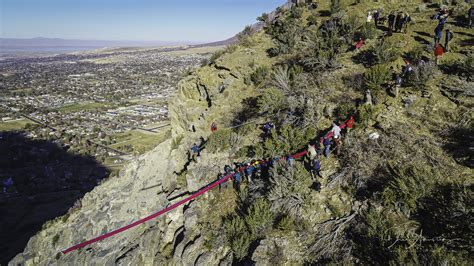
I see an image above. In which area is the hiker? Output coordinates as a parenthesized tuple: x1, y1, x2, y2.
(346, 116, 355, 132)
(402, 60, 414, 77)
(469, 5, 474, 28)
(366, 11, 373, 25)
(394, 74, 402, 97)
(211, 122, 217, 133)
(307, 144, 317, 161)
(444, 29, 453, 52)
(374, 9, 381, 26)
(355, 38, 365, 50)
(191, 143, 199, 161)
(263, 121, 275, 135)
(245, 162, 255, 183)
(218, 173, 229, 190)
(388, 12, 396, 31)
(395, 12, 403, 32)
(233, 171, 242, 191)
(334, 136, 342, 156)
(323, 137, 331, 158)
(365, 89, 373, 105)
(434, 24, 444, 44)
(312, 158, 322, 179)
(434, 43, 445, 65)
(331, 123, 342, 139)
(403, 13, 411, 33)
(224, 165, 233, 175)
(287, 155, 294, 168)
(3, 177, 13, 193)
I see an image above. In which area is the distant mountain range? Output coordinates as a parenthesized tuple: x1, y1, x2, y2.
(0, 37, 196, 48)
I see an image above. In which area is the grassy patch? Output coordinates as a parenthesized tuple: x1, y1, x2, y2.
(54, 102, 114, 113)
(0, 119, 35, 131)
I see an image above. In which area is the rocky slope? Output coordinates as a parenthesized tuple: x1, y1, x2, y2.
(11, 0, 474, 264)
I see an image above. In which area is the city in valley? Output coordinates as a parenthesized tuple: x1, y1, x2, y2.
(0, 46, 219, 172)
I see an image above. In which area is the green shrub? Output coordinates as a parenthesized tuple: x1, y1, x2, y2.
(330, 0, 344, 14)
(250, 66, 269, 86)
(209, 50, 225, 64)
(359, 23, 377, 40)
(364, 64, 391, 91)
(372, 39, 400, 64)
(406, 61, 438, 87)
(206, 128, 232, 152)
(238, 25, 255, 47)
(232, 232, 252, 260)
(268, 163, 313, 217)
(356, 104, 375, 128)
(405, 46, 425, 64)
(245, 199, 274, 237)
(291, 7, 304, 19)
(257, 12, 269, 23)
(224, 215, 252, 261)
(258, 87, 286, 114)
(307, 12, 318, 26)
(52, 234, 60, 246)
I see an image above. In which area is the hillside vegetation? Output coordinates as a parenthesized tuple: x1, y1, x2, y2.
(185, 0, 473, 264)
(10, 0, 473, 265)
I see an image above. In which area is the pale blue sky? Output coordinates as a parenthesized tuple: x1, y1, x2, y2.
(0, 0, 284, 42)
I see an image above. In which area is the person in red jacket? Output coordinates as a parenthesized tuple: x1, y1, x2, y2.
(355, 38, 365, 50)
(210, 122, 217, 133)
(346, 116, 355, 132)
(434, 43, 444, 65)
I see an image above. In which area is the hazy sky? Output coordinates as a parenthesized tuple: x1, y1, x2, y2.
(0, 0, 285, 42)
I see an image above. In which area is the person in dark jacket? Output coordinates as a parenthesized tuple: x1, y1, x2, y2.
(388, 12, 396, 30)
(374, 9, 381, 26)
(323, 137, 331, 158)
(403, 13, 411, 33)
(434, 24, 444, 44)
(444, 29, 454, 52)
(312, 158, 322, 178)
(395, 12, 403, 32)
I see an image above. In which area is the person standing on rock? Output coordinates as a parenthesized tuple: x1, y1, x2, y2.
(444, 29, 453, 52)
(191, 143, 200, 162)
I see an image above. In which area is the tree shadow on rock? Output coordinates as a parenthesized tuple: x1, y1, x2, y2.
(231, 97, 261, 128)
(0, 132, 109, 264)
(415, 184, 472, 249)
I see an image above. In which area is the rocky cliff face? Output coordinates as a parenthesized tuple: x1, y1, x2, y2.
(10, 35, 274, 265)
